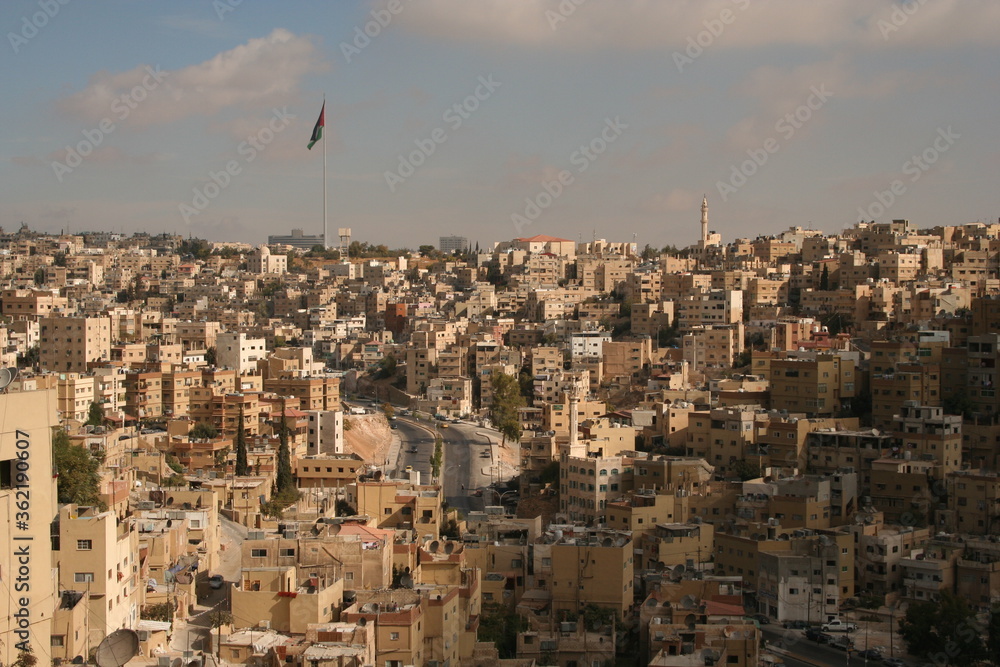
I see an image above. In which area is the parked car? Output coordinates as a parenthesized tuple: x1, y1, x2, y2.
(830, 636, 854, 651)
(209, 575, 225, 589)
(451, 418, 462, 424)
(822, 619, 858, 633)
(858, 650, 883, 662)
(815, 633, 834, 645)
(804, 627, 823, 641)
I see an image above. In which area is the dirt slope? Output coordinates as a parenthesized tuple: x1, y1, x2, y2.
(344, 413, 393, 464)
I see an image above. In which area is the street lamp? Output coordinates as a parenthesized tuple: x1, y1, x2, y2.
(489, 489, 517, 507)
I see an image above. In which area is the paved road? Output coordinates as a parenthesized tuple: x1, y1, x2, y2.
(763, 626, 871, 667)
(393, 417, 497, 515)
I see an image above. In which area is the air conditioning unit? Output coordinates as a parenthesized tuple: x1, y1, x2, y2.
(259, 620, 271, 630)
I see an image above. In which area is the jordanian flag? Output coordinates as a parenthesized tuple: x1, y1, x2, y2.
(307, 102, 325, 150)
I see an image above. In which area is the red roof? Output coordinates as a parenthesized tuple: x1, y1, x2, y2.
(515, 235, 573, 243)
(704, 600, 745, 617)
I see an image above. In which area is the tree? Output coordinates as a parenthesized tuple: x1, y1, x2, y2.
(276, 398, 294, 493)
(12, 647, 37, 667)
(431, 436, 443, 479)
(190, 421, 218, 440)
(234, 405, 249, 476)
(53, 429, 103, 507)
(85, 401, 105, 427)
(205, 346, 217, 366)
(819, 264, 830, 290)
(899, 592, 985, 667)
(33, 267, 45, 285)
(489, 371, 524, 446)
(943, 390, 975, 420)
(209, 609, 233, 660)
(165, 454, 184, 474)
(731, 459, 761, 481)
(382, 402, 394, 420)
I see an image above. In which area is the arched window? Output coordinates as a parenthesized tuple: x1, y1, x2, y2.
(611, 468, 619, 475)
(599, 469, 608, 476)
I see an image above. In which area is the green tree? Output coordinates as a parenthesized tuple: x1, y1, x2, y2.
(234, 405, 249, 476)
(382, 402, 395, 420)
(209, 609, 233, 660)
(276, 398, 294, 493)
(819, 264, 830, 290)
(205, 346, 217, 366)
(731, 459, 761, 481)
(943, 390, 975, 420)
(33, 267, 45, 285)
(489, 371, 524, 446)
(190, 421, 218, 440)
(53, 429, 103, 507)
(431, 436, 443, 479)
(165, 454, 184, 474)
(477, 605, 528, 658)
(12, 647, 37, 667)
(85, 401, 105, 427)
(899, 592, 985, 667)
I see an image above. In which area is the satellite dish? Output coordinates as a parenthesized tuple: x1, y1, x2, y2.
(94, 629, 140, 667)
(0, 367, 17, 392)
(357, 617, 367, 627)
(429, 540, 439, 553)
(443, 542, 454, 555)
(400, 575, 414, 589)
(680, 594, 697, 609)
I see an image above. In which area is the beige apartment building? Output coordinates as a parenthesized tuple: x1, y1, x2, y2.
(0, 388, 59, 665)
(39, 316, 112, 373)
(55, 504, 139, 647)
(547, 530, 634, 620)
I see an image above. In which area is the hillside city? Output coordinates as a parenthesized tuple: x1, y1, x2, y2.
(6, 208, 1000, 667)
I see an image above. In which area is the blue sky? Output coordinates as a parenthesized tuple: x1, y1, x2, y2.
(3, 0, 999, 249)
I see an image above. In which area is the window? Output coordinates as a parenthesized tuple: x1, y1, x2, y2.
(279, 548, 295, 557)
(390, 632, 400, 641)
(251, 549, 268, 558)
(75, 572, 95, 583)
(77, 539, 93, 551)
(51, 636, 65, 647)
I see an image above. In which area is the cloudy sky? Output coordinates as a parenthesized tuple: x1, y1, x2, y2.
(3, 1, 998, 249)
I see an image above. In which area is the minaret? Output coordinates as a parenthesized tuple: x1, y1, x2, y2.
(700, 195, 709, 244)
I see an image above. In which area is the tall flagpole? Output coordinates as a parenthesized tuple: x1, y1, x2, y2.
(323, 95, 328, 249)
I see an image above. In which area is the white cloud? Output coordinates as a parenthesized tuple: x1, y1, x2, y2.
(57, 29, 327, 127)
(385, 0, 999, 51)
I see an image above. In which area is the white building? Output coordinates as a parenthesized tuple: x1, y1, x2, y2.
(216, 332, 267, 375)
(570, 331, 612, 360)
(304, 410, 345, 455)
